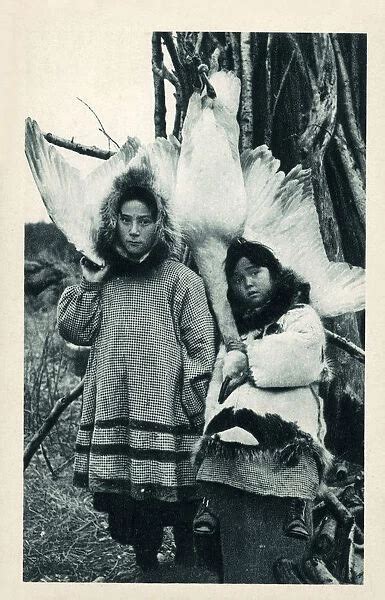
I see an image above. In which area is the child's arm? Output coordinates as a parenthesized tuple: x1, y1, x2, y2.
(57, 259, 109, 346)
(178, 271, 217, 424)
(247, 304, 325, 388)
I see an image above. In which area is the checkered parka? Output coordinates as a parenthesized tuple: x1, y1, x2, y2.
(57, 259, 216, 502)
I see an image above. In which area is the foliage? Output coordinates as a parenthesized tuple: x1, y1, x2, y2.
(24, 306, 81, 468)
(25, 222, 80, 264)
(24, 464, 140, 582)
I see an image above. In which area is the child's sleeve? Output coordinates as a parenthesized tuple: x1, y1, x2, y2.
(247, 305, 325, 388)
(178, 272, 217, 424)
(57, 278, 102, 346)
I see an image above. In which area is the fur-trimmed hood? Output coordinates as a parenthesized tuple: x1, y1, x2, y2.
(230, 265, 311, 334)
(194, 288, 332, 481)
(95, 154, 180, 269)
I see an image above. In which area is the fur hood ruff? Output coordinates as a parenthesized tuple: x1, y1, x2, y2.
(95, 155, 180, 270)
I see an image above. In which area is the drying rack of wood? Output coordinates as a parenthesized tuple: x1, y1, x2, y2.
(274, 460, 364, 584)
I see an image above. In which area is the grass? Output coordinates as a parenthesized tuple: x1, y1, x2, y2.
(24, 464, 140, 582)
(23, 292, 217, 584)
(23, 303, 174, 583)
(24, 461, 217, 583)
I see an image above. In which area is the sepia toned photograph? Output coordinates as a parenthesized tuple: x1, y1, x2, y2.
(23, 29, 365, 585)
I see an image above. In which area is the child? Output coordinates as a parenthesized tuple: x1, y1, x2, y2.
(193, 238, 332, 583)
(57, 168, 216, 573)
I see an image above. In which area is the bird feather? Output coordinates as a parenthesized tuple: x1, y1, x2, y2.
(242, 145, 365, 316)
(25, 117, 140, 265)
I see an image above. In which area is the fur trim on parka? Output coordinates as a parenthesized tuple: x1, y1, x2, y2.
(230, 265, 311, 334)
(95, 154, 180, 266)
(194, 264, 333, 481)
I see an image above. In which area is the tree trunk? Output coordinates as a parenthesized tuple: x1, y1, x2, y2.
(157, 31, 365, 461)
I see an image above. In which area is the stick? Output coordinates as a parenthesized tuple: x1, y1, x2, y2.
(330, 34, 366, 178)
(271, 49, 296, 120)
(151, 32, 167, 139)
(160, 32, 189, 109)
(325, 328, 365, 363)
(76, 97, 120, 150)
(239, 32, 254, 151)
(322, 488, 354, 526)
(313, 514, 338, 557)
(24, 379, 84, 470)
(43, 132, 115, 159)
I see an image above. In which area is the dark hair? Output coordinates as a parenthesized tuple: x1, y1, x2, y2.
(118, 185, 158, 221)
(226, 238, 310, 332)
(225, 238, 282, 281)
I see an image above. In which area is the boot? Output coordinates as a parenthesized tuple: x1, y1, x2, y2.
(283, 498, 310, 540)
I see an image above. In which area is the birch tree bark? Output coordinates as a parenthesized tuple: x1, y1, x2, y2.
(155, 31, 366, 461)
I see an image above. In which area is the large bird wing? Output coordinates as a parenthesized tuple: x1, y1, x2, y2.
(25, 118, 140, 265)
(242, 145, 365, 317)
(147, 135, 180, 205)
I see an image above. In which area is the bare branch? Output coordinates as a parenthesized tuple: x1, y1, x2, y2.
(330, 34, 366, 178)
(160, 32, 189, 108)
(272, 49, 296, 120)
(229, 32, 241, 77)
(43, 132, 114, 159)
(40, 443, 57, 478)
(152, 62, 180, 88)
(264, 33, 273, 146)
(194, 31, 204, 56)
(284, 33, 316, 101)
(76, 97, 120, 150)
(325, 328, 365, 363)
(299, 34, 337, 163)
(24, 378, 84, 470)
(334, 123, 366, 226)
(152, 32, 167, 138)
(172, 93, 183, 139)
(239, 32, 254, 151)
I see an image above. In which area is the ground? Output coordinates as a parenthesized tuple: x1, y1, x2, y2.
(23, 300, 218, 583)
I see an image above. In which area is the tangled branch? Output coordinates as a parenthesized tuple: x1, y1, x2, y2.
(24, 378, 85, 470)
(76, 97, 120, 150)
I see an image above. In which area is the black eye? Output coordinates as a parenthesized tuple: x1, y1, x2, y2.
(232, 276, 242, 285)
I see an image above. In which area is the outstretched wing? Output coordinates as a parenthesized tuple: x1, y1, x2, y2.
(147, 135, 180, 205)
(25, 118, 140, 265)
(242, 145, 365, 317)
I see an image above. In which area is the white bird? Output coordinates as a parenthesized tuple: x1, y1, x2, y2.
(25, 118, 141, 266)
(173, 71, 248, 363)
(171, 71, 364, 374)
(25, 70, 365, 371)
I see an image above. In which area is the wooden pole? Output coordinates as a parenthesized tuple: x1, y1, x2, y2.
(24, 379, 84, 470)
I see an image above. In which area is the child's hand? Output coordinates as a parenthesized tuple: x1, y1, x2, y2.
(80, 256, 110, 283)
(222, 349, 248, 379)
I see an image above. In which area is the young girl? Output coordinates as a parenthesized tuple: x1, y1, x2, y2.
(57, 168, 216, 573)
(194, 238, 332, 583)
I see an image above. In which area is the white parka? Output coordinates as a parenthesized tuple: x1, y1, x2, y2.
(204, 303, 328, 447)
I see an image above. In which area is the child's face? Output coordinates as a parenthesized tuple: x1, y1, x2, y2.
(229, 257, 273, 311)
(117, 199, 157, 259)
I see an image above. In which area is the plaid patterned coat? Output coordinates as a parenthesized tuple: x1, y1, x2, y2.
(57, 259, 216, 502)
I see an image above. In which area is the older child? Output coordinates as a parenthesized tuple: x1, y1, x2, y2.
(57, 170, 216, 573)
(194, 238, 332, 583)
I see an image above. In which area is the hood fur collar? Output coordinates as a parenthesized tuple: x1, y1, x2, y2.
(232, 267, 310, 334)
(95, 156, 179, 266)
